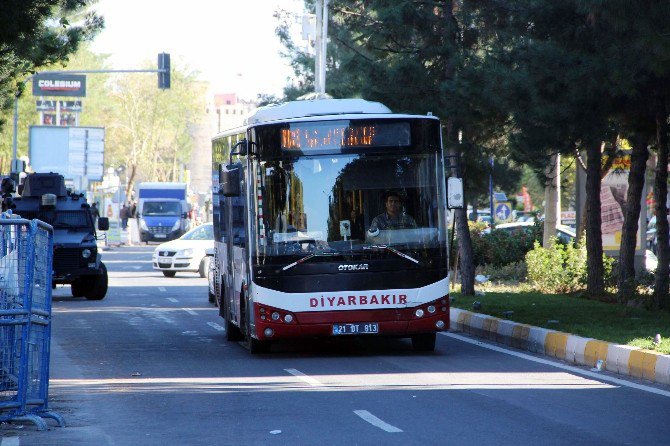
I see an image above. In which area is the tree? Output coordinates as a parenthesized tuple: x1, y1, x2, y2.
(0, 1, 102, 131)
(107, 61, 206, 197)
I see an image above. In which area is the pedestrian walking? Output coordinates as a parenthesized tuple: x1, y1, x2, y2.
(120, 204, 129, 230)
(90, 202, 100, 226)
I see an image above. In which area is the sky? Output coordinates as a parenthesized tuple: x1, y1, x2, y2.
(90, 0, 306, 100)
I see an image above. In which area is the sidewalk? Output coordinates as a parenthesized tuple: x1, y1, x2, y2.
(450, 307, 670, 386)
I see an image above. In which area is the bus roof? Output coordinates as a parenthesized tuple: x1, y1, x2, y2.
(245, 98, 392, 125)
(214, 99, 439, 139)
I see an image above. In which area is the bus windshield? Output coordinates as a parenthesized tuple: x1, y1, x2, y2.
(253, 152, 447, 263)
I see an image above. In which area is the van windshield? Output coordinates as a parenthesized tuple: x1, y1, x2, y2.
(142, 201, 181, 216)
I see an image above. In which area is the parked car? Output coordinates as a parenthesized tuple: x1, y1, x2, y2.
(152, 223, 213, 277)
(494, 221, 576, 244)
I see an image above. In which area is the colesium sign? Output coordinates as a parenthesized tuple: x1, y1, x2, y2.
(32, 74, 86, 97)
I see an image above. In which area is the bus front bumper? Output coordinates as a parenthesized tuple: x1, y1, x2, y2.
(250, 298, 449, 341)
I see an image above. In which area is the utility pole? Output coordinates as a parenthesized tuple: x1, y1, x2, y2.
(543, 153, 561, 247)
(314, 0, 329, 94)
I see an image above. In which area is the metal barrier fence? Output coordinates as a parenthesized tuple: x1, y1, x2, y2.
(0, 212, 64, 430)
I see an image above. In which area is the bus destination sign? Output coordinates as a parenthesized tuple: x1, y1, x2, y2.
(281, 121, 411, 151)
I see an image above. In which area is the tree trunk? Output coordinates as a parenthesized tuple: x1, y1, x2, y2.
(654, 97, 669, 310)
(585, 140, 604, 297)
(617, 136, 649, 301)
(443, 1, 474, 295)
(125, 163, 137, 200)
(449, 149, 475, 295)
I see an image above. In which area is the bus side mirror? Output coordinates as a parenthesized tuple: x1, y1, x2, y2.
(98, 217, 109, 231)
(220, 163, 242, 197)
(447, 177, 464, 209)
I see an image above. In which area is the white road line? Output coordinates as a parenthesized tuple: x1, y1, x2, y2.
(167, 298, 178, 303)
(1, 436, 20, 446)
(158, 287, 166, 292)
(207, 322, 225, 331)
(183, 308, 198, 316)
(354, 410, 403, 433)
(442, 332, 670, 398)
(284, 368, 323, 387)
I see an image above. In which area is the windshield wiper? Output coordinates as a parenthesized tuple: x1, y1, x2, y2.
(279, 251, 340, 272)
(363, 244, 420, 265)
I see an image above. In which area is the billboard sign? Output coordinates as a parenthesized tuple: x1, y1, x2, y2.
(32, 74, 86, 97)
(29, 126, 104, 181)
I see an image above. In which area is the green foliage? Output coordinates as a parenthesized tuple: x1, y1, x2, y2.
(525, 239, 613, 293)
(470, 224, 542, 267)
(0, 1, 102, 132)
(475, 261, 527, 283)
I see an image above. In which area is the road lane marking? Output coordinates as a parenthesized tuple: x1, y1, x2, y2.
(158, 287, 166, 292)
(1, 437, 19, 446)
(183, 308, 198, 316)
(442, 332, 670, 398)
(284, 368, 323, 387)
(354, 410, 403, 433)
(207, 322, 225, 331)
(167, 298, 178, 303)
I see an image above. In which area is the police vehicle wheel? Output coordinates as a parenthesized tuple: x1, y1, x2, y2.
(411, 333, 436, 352)
(162, 271, 176, 278)
(71, 281, 85, 298)
(85, 263, 108, 301)
(198, 257, 209, 278)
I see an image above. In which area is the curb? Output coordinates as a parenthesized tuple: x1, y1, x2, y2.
(450, 307, 670, 386)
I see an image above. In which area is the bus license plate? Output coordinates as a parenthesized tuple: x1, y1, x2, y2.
(155, 234, 167, 238)
(332, 323, 378, 335)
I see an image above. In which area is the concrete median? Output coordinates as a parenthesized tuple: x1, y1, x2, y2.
(450, 307, 670, 386)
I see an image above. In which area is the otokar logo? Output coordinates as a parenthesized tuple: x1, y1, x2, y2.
(338, 264, 369, 271)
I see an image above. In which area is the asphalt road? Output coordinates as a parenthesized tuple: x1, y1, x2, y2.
(2, 246, 670, 445)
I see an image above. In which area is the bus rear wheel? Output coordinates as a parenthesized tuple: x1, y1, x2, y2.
(411, 333, 436, 352)
(224, 292, 243, 342)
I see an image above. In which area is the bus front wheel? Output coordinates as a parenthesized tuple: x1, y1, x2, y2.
(411, 333, 436, 352)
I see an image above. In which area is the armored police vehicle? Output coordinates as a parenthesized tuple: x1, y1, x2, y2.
(7, 173, 109, 300)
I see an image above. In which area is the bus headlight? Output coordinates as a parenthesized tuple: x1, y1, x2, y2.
(427, 305, 436, 314)
(415, 309, 424, 318)
(271, 312, 280, 321)
(139, 219, 148, 230)
(284, 314, 293, 323)
(82, 249, 92, 259)
(171, 220, 181, 231)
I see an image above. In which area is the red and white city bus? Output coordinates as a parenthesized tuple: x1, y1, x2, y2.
(211, 98, 462, 353)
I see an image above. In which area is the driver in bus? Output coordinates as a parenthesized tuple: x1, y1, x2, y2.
(369, 191, 417, 231)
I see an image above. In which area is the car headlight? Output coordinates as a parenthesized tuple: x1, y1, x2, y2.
(139, 219, 148, 230)
(172, 220, 181, 231)
(178, 248, 193, 257)
(82, 249, 92, 259)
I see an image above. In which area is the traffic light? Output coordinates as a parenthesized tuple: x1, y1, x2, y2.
(158, 53, 170, 89)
